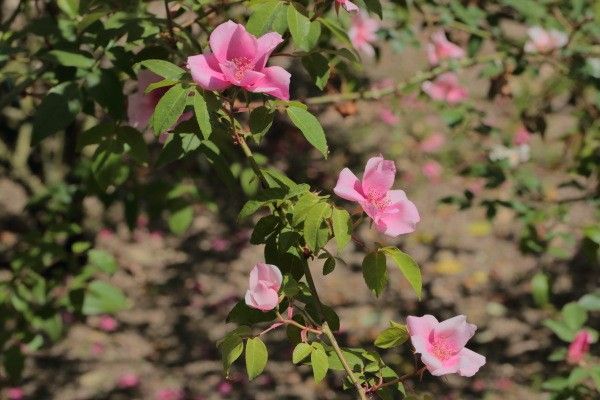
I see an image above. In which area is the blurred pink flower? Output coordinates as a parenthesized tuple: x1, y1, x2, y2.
(335, 0, 359, 13)
(91, 341, 104, 356)
(426, 30, 465, 65)
(420, 133, 446, 153)
(466, 178, 486, 195)
(407, 314, 486, 377)
(98, 315, 119, 332)
(524, 26, 568, 53)
(6, 387, 24, 400)
(422, 161, 443, 182)
(117, 372, 140, 389)
(217, 381, 233, 396)
(349, 12, 379, 57)
(567, 330, 592, 364)
(211, 238, 231, 252)
(156, 388, 183, 400)
(245, 263, 282, 311)
(97, 228, 114, 240)
(334, 156, 420, 237)
(378, 106, 400, 126)
(187, 21, 289, 99)
(422, 73, 468, 104)
(513, 126, 532, 146)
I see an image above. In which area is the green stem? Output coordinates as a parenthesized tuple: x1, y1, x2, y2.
(305, 53, 503, 105)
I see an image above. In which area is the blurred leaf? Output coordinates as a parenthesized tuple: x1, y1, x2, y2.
(3, 346, 24, 381)
(88, 249, 118, 274)
(543, 319, 576, 342)
(302, 53, 331, 91)
(82, 280, 129, 315)
(249, 106, 274, 140)
(47, 50, 94, 68)
(562, 302, 587, 331)
(117, 126, 149, 164)
(287, 106, 329, 158)
(245, 337, 268, 380)
(531, 272, 550, 307)
(57, 0, 79, 17)
(32, 82, 81, 144)
(247, 0, 288, 36)
(579, 292, 600, 311)
(382, 247, 422, 299)
(362, 251, 387, 297)
(168, 206, 194, 235)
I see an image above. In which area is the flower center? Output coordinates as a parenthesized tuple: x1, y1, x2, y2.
(231, 57, 252, 81)
(431, 339, 456, 361)
(366, 189, 390, 210)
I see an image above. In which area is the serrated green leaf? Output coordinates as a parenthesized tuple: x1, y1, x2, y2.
(287, 106, 329, 158)
(150, 84, 188, 135)
(193, 90, 212, 139)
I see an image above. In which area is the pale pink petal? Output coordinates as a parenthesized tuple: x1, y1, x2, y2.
(420, 133, 446, 153)
(420, 351, 445, 373)
(342, 0, 359, 12)
(458, 348, 486, 377)
(187, 54, 231, 91)
(250, 66, 290, 100)
(433, 315, 476, 349)
(245, 290, 258, 308)
(249, 282, 279, 311)
(422, 81, 446, 101)
(210, 21, 257, 63)
(376, 190, 420, 236)
(362, 156, 396, 195)
(446, 86, 468, 103)
(407, 315, 438, 338)
(127, 92, 154, 129)
(136, 70, 162, 92)
(220, 62, 264, 86)
(255, 263, 283, 289)
(431, 355, 461, 376)
(255, 32, 284, 69)
(333, 168, 365, 202)
(426, 43, 439, 65)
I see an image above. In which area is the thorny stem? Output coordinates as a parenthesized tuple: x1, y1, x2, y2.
(275, 310, 322, 335)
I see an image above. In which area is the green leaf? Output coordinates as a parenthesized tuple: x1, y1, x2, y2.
(531, 272, 550, 307)
(88, 69, 125, 119)
(117, 126, 149, 164)
(543, 319, 576, 342)
(362, 251, 387, 296)
(287, 106, 328, 158)
(579, 292, 600, 311)
(156, 133, 202, 167)
(3, 346, 24, 380)
(287, 5, 312, 51)
(318, 17, 352, 46)
(88, 249, 118, 274)
(150, 84, 188, 135)
(363, 0, 383, 18)
(32, 82, 81, 144)
(168, 206, 194, 235)
(382, 247, 422, 299)
(562, 302, 587, 331)
(219, 334, 244, 374)
(375, 322, 409, 349)
(302, 53, 331, 90)
(323, 256, 336, 275)
(82, 280, 129, 315)
(310, 345, 329, 383)
(193, 90, 212, 140)
(91, 140, 130, 190)
(198, 140, 238, 192)
(245, 337, 268, 380)
(251, 215, 280, 245)
(57, 0, 80, 17)
(293, 342, 313, 363)
(139, 59, 186, 80)
(47, 50, 94, 69)
(249, 106, 275, 139)
(331, 208, 351, 252)
(304, 202, 331, 251)
(247, 0, 288, 36)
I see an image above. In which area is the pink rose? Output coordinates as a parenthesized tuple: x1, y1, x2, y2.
(426, 30, 465, 66)
(422, 160, 442, 182)
(335, 0, 359, 13)
(98, 315, 119, 332)
(513, 126, 531, 146)
(187, 21, 290, 100)
(567, 330, 592, 365)
(407, 314, 486, 377)
(117, 372, 140, 389)
(349, 12, 379, 57)
(244, 263, 282, 311)
(6, 387, 24, 400)
(378, 106, 400, 126)
(524, 26, 568, 53)
(422, 73, 468, 104)
(420, 133, 446, 153)
(127, 70, 192, 130)
(333, 156, 420, 237)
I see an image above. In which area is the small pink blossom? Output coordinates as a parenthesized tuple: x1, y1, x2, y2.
(420, 133, 446, 153)
(6, 387, 24, 400)
(187, 21, 289, 100)
(422, 161, 443, 182)
(127, 70, 191, 130)
(407, 314, 486, 377)
(426, 30, 465, 65)
(333, 156, 420, 237)
(211, 238, 231, 252)
(217, 381, 233, 396)
(513, 126, 532, 146)
(156, 388, 184, 400)
(422, 73, 468, 104)
(98, 315, 119, 332)
(335, 0, 359, 13)
(524, 26, 568, 53)
(91, 341, 104, 356)
(378, 106, 400, 126)
(245, 263, 282, 311)
(117, 372, 140, 389)
(567, 330, 592, 365)
(97, 228, 114, 240)
(349, 12, 379, 57)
